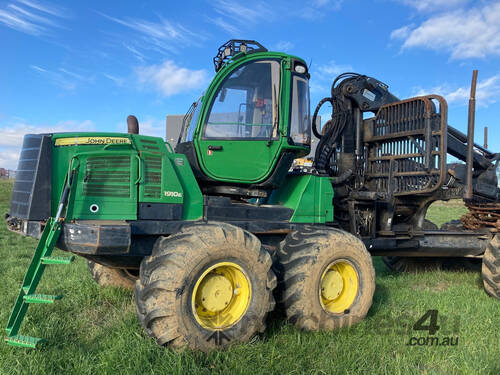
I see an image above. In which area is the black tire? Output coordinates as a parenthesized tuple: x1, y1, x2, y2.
(87, 261, 137, 289)
(277, 226, 375, 330)
(134, 222, 276, 351)
(382, 256, 445, 272)
(482, 234, 500, 299)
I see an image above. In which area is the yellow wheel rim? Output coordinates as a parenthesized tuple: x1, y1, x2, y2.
(191, 262, 251, 330)
(320, 260, 359, 314)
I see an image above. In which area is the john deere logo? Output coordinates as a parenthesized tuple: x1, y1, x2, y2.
(54, 137, 131, 146)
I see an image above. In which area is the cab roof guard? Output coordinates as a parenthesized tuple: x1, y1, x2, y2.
(213, 40, 267, 72)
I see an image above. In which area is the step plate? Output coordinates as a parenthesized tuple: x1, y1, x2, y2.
(23, 294, 63, 304)
(5, 335, 46, 349)
(41, 256, 75, 265)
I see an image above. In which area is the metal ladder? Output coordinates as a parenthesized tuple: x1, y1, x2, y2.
(5, 167, 77, 348)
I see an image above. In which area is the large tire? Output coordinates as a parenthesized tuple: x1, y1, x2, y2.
(87, 261, 137, 289)
(277, 226, 375, 331)
(134, 222, 276, 351)
(382, 256, 444, 272)
(482, 234, 500, 299)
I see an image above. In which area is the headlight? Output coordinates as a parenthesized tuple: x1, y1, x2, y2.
(295, 64, 307, 74)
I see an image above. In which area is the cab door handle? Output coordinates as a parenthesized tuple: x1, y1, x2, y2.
(208, 145, 223, 151)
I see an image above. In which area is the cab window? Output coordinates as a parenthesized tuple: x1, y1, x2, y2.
(204, 60, 280, 139)
(289, 75, 311, 146)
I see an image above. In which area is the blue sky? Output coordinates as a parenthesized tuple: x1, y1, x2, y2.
(1, 0, 500, 169)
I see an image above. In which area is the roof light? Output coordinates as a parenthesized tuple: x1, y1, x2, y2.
(295, 64, 307, 74)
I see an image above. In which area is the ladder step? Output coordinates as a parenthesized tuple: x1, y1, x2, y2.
(23, 294, 62, 304)
(5, 335, 45, 349)
(41, 255, 75, 265)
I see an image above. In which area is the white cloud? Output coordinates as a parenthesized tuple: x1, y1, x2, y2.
(398, 0, 470, 12)
(208, 0, 272, 33)
(208, 17, 239, 35)
(103, 73, 125, 87)
(30, 65, 93, 91)
(136, 60, 208, 97)
(391, 2, 500, 59)
(298, 0, 343, 20)
(274, 41, 294, 52)
(316, 60, 353, 77)
(0, 0, 66, 36)
(414, 73, 500, 106)
(0, 150, 22, 171)
(390, 25, 412, 40)
(100, 13, 203, 56)
(17, 0, 67, 18)
(123, 43, 146, 61)
(310, 60, 353, 93)
(0, 120, 95, 169)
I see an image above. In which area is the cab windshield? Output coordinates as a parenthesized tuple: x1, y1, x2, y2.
(203, 60, 280, 139)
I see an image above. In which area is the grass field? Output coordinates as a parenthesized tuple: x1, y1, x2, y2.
(0, 179, 498, 374)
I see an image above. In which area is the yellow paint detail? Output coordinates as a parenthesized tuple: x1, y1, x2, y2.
(54, 137, 131, 146)
(321, 269, 344, 300)
(199, 274, 233, 312)
(320, 260, 359, 314)
(192, 262, 251, 330)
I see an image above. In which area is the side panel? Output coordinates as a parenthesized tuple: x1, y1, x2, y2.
(168, 153, 203, 220)
(132, 134, 203, 220)
(71, 152, 138, 220)
(50, 133, 135, 216)
(50, 133, 203, 222)
(269, 174, 334, 223)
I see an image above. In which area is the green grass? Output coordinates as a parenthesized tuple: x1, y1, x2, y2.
(0, 179, 498, 374)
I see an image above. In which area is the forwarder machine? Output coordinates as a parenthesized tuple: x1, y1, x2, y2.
(4, 40, 499, 351)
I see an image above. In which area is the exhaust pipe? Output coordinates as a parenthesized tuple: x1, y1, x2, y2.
(464, 70, 478, 200)
(127, 115, 139, 134)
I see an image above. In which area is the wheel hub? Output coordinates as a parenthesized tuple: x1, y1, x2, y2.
(192, 262, 252, 330)
(321, 270, 344, 300)
(319, 260, 359, 314)
(199, 274, 233, 312)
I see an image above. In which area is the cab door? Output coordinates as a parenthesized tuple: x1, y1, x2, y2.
(196, 59, 282, 183)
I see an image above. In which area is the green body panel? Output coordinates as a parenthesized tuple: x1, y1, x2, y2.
(194, 52, 309, 184)
(72, 151, 139, 220)
(133, 137, 184, 205)
(269, 174, 334, 223)
(51, 133, 137, 219)
(50, 132, 203, 221)
(197, 139, 283, 182)
(168, 153, 203, 220)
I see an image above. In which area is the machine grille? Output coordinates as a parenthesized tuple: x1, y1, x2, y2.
(83, 156, 131, 198)
(143, 155, 162, 199)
